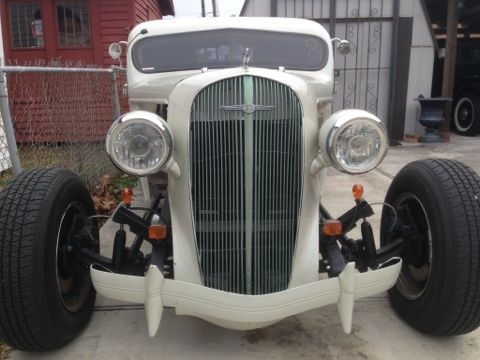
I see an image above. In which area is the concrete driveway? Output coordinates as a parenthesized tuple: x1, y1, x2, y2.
(10, 134, 480, 359)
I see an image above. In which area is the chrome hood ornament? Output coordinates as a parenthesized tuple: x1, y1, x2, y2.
(242, 48, 251, 70)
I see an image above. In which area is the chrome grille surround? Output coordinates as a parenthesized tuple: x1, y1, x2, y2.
(189, 75, 303, 295)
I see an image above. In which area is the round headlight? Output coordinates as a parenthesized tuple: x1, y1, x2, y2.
(106, 111, 173, 176)
(320, 110, 388, 174)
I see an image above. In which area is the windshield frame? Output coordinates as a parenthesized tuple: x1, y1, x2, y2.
(131, 29, 330, 74)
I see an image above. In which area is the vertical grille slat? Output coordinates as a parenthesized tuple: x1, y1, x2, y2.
(190, 75, 303, 295)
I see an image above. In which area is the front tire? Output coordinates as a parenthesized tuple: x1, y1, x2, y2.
(0, 168, 98, 351)
(381, 159, 480, 335)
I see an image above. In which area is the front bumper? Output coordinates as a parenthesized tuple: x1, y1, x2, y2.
(91, 258, 401, 337)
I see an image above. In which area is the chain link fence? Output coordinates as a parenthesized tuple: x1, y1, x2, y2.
(0, 61, 127, 187)
(0, 111, 11, 173)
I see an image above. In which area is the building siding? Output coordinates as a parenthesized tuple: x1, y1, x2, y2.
(241, 0, 435, 139)
(99, 0, 131, 66)
(135, 0, 163, 23)
(402, 0, 435, 135)
(405, 46, 435, 135)
(98, 0, 163, 65)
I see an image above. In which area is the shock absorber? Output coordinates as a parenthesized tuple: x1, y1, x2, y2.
(361, 220, 377, 268)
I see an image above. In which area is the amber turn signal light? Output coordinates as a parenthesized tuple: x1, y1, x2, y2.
(323, 219, 342, 236)
(352, 184, 364, 200)
(122, 187, 133, 206)
(149, 224, 167, 240)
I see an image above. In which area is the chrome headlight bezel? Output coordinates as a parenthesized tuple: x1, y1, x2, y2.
(106, 110, 173, 176)
(320, 109, 388, 174)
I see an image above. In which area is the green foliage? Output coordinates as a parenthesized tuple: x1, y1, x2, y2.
(113, 175, 138, 192)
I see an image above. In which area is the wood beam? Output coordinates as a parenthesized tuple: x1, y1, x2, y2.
(441, 0, 459, 134)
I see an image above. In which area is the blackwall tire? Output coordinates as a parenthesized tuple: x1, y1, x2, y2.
(381, 159, 480, 336)
(453, 93, 480, 136)
(0, 168, 97, 351)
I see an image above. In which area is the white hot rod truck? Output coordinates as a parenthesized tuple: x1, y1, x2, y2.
(1, 17, 480, 351)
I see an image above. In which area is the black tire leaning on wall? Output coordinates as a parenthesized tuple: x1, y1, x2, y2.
(381, 159, 480, 335)
(0, 168, 97, 351)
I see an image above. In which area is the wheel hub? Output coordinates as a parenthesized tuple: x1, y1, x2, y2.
(460, 108, 469, 121)
(395, 193, 433, 300)
(56, 203, 98, 312)
(455, 98, 474, 131)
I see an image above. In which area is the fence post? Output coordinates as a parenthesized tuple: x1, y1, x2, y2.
(111, 67, 121, 118)
(0, 71, 22, 175)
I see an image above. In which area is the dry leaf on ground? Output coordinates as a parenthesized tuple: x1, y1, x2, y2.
(91, 174, 119, 216)
(0, 341, 11, 360)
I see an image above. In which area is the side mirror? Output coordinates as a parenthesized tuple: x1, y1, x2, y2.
(108, 42, 123, 60)
(332, 38, 352, 55)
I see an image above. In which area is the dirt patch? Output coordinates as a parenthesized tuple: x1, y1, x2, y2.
(0, 169, 13, 192)
(241, 316, 377, 360)
(0, 341, 11, 360)
(244, 328, 268, 344)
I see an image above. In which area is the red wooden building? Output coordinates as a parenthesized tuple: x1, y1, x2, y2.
(0, 0, 174, 65)
(0, 0, 174, 143)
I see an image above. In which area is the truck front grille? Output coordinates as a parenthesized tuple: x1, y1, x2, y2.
(189, 75, 303, 295)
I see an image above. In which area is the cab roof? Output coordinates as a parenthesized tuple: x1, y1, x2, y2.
(129, 17, 331, 42)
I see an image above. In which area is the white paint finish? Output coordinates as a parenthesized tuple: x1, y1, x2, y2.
(130, 16, 331, 41)
(144, 265, 164, 337)
(101, 15, 399, 333)
(125, 18, 342, 293)
(127, 17, 334, 102)
(161, 66, 332, 287)
(404, 46, 435, 135)
(91, 259, 401, 331)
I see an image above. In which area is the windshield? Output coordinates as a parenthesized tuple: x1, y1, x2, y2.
(132, 29, 329, 73)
